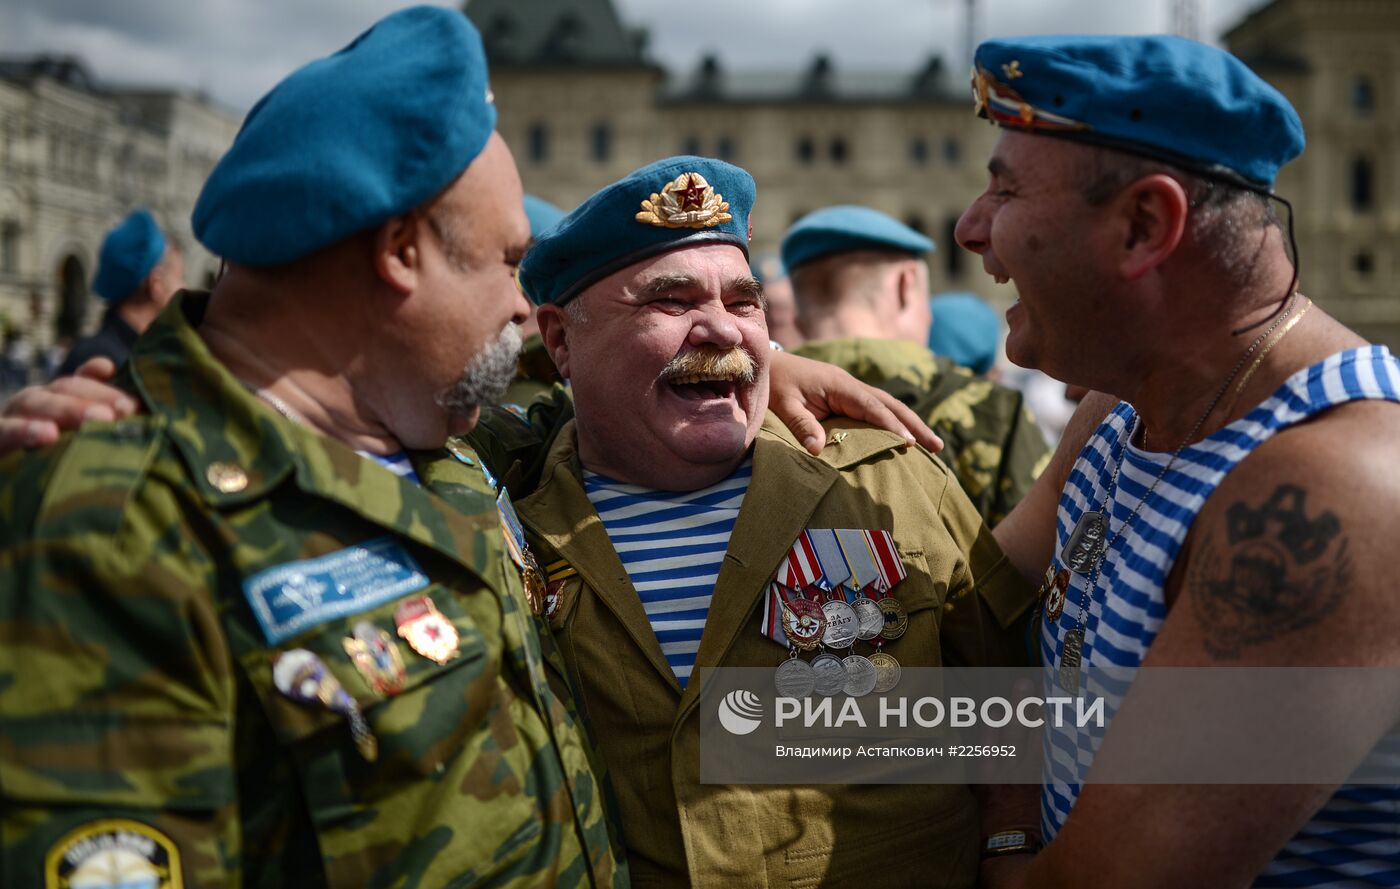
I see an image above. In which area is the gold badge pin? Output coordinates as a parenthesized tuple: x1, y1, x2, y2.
(206, 462, 248, 493)
(636, 171, 732, 230)
(1002, 60, 1024, 80)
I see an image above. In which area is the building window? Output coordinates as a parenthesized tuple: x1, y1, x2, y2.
(796, 136, 815, 165)
(0, 222, 17, 274)
(1353, 250, 1374, 279)
(1351, 155, 1374, 212)
(943, 136, 962, 166)
(591, 122, 612, 164)
(680, 135, 702, 156)
(716, 135, 736, 161)
(528, 122, 549, 165)
(830, 137, 848, 165)
(944, 216, 962, 281)
(909, 137, 929, 166)
(1354, 76, 1375, 115)
(905, 214, 926, 235)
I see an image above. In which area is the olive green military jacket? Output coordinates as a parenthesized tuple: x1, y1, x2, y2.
(793, 337, 1052, 526)
(0, 293, 620, 888)
(510, 415, 1038, 889)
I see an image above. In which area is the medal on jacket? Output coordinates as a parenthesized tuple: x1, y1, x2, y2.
(343, 620, 407, 696)
(1062, 511, 1108, 575)
(774, 650, 816, 698)
(778, 587, 826, 651)
(273, 648, 378, 761)
(869, 649, 902, 693)
(497, 488, 546, 615)
(395, 596, 459, 664)
(842, 653, 877, 697)
(809, 651, 847, 696)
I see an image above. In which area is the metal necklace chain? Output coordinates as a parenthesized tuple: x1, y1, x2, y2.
(1067, 289, 1303, 638)
(247, 383, 308, 427)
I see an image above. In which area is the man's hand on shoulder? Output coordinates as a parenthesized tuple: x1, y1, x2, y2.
(0, 358, 137, 452)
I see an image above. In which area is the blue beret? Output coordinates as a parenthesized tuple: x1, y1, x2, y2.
(519, 156, 754, 306)
(523, 194, 567, 239)
(781, 206, 934, 272)
(972, 35, 1304, 188)
(92, 209, 166, 302)
(193, 6, 496, 265)
(928, 293, 1001, 375)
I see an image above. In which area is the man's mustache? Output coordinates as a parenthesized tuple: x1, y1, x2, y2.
(657, 346, 757, 385)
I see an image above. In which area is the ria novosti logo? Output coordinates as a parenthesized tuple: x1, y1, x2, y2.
(717, 690, 764, 735)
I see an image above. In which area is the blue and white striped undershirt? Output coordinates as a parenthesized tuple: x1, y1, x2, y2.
(584, 459, 752, 687)
(360, 450, 421, 484)
(1042, 346, 1400, 886)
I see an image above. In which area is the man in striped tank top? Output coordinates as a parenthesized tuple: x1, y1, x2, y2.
(509, 156, 1043, 888)
(957, 34, 1400, 888)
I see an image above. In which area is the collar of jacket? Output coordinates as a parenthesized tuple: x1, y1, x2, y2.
(515, 411, 910, 706)
(127, 291, 501, 573)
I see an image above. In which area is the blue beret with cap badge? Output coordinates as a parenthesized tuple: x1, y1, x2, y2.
(518, 156, 755, 307)
(971, 34, 1305, 189)
(192, 5, 496, 266)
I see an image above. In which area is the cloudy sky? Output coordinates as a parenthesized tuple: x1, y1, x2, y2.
(1, 0, 1270, 113)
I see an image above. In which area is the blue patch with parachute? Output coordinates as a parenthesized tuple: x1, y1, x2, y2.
(243, 537, 429, 644)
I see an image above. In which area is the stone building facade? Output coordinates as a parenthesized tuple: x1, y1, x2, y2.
(469, 0, 1400, 348)
(0, 57, 239, 351)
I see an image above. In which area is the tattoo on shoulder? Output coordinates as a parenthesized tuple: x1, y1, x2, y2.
(1188, 484, 1351, 659)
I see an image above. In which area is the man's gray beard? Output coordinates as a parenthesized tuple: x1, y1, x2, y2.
(436, 322, 523, 416)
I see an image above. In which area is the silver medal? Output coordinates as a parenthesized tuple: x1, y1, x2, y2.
(869, 651, 902, 694)
(1062, 511, 1108, 575)
(851, 597, 884, 641)
(774, 656, 816, 698)
(842, 654, 877, 697)
(821, 599, 859, 648)
(810, 652, 847, 696)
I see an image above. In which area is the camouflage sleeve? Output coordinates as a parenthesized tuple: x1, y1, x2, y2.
(0, 426, 241, 888)
(927, 455, 1042, 669)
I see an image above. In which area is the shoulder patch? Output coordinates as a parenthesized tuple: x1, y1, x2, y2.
(45, 818, 183, 889)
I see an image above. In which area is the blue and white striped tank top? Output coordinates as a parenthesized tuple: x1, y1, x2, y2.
(1042, 346, 1400, 886)
(584, 459, 752, 687)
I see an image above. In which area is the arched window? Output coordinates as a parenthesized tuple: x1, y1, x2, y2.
(830, 136, 848, 165)
(591, 121, 612, 164)
(56, 255, 87, 340)
(909, 137, 929, 166)
(1353, 76, 1375, 115)
(943, 216, 962, 280)
(795, 136, 815, 165)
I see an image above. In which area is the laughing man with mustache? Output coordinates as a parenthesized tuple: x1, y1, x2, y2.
(504, 156, 1041, 889)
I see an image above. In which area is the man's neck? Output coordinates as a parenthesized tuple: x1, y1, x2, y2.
(804, 311, 916, 344)
(199, 279, 404, 456)
(115, 297, 160, 334)
(576, 434, 750, 493)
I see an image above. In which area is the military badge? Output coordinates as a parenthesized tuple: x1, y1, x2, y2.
(635, 171, 732, 229)
(544, 559, 578, 620)
(394, 596, 460, 664)
(45, 818, 183, 889)
(343, 620, 407, 696)
(1046, 568, 1070, 624)
(272, 648, 378, 761)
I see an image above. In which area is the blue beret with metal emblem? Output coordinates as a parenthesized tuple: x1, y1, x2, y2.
(971, 34, 1304, 188)
(519, 156, 755, 306)
(92, 209, 166, 302)
(781, 205, 934, 272)
(192, 6, 496, 265)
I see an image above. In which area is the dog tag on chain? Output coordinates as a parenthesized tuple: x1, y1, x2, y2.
(1058, 628, 1085, 694)
(1062, 512, 1108, 575)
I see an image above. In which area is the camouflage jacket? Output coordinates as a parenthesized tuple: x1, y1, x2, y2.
(0, 293, 621, 888)
(793, 337, 1052, 525)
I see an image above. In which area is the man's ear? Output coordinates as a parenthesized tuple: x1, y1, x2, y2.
(373, 213, 424, 295)
(893, 259, 926, 311)
(536, 303, 572, 380)
(1115, 173, 1188, 282)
